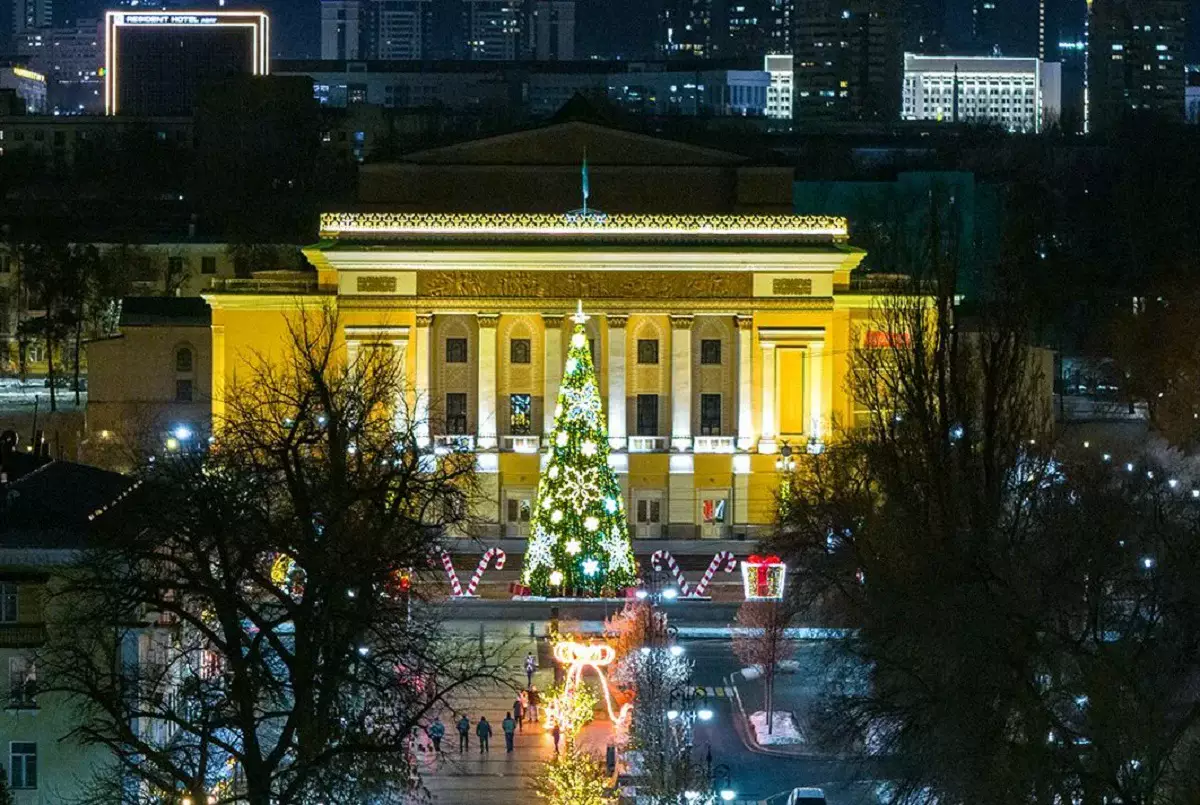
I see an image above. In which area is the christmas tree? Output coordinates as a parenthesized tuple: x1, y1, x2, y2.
(522, 303, 638, 596)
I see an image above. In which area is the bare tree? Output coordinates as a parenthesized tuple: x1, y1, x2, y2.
(732, 601, 795, 736)
(43, 304, 514, 805)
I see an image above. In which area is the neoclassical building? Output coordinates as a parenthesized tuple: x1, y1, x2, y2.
(200, 210, 875, 539)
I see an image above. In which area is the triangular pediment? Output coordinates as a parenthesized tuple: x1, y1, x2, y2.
(399, 121, 749, 168)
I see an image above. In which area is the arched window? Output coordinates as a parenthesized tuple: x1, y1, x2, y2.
(175, 347, 193, 373)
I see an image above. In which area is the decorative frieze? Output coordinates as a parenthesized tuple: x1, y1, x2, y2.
(420, 271, 752, 300)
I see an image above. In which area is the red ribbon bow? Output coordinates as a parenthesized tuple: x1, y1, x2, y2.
(747, 555, 781, 593)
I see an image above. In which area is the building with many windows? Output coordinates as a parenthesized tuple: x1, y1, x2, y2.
(13, 19, 104, 114)
(463, 0, 524, 60)
(765, 53, 793, 119)
(1086, 0, 1187, 132)
(320, 0, 433, 60)
(902, 53, 1062, 132)
(0, 66, 46, 114)
(528, 0, 574, 60)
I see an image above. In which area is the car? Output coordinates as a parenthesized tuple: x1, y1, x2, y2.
(786, 788, 827, 805)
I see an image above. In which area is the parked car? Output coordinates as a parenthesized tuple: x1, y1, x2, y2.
(787, 788, 826, 805)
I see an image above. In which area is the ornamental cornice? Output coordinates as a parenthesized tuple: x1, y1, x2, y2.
(670, 315, 695, 330)
(415, 313, 434, 328)
(606, 314, 630, 329)
(476, 313, 501, 328)
(333, 297, 838, 313)
(736, 314, 754, 330)
(541, 313, 567, 326)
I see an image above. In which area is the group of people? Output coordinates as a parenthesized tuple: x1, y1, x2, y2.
(423, 651, 561, 756)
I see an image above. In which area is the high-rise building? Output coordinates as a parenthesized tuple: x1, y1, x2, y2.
(104, 10, 270, 116)
(726, 0, 771, 61)
(765, 53, 793, 118)
(321, 0, 367, 60)
(1086, 0, 1186, 132)
(528, 0, 573, 60)
(793, 0, 902, 122)
(902, 53, 1061, 132)
(767, 0, 791, 54)
(972, 0, 1044, 57)
(658, 0, 716, 59)
(464, 0, 524, 60)
(13, 17, 103, 113)
(12, 0, 52, 33)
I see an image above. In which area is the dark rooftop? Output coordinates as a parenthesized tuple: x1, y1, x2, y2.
(120, 296, 212, 327)
(0, 461, 138, 550)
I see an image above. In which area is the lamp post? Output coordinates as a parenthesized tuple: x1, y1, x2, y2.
(774, 441, 796, 473)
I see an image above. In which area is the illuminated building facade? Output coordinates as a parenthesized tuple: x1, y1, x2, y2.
(13, 18, 104, 114)
(765, 53, 794, 119)
(0, 66, 47, 114)
(658, 0, 716, 59)
(104, 10, 270, 116)
(902, 53, 1062, 132)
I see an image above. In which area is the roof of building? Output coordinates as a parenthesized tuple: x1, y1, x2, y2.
(119, 296, 211, 327)
(0, 460, 139, 550)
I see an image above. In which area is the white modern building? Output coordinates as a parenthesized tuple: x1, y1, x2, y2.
(902, 53, 1062, 133)
(764, 53, 793, 120)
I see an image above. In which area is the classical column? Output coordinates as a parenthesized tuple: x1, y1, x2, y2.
(670, 315, 693, 452)
(736, 314, 754, 451)
(476, 313, 500, 450)
(807, 341, 825, 444)
(759, 340, 778, 453)
(211, 324, 226, 426)
(542, 313, 565, 441)
(414, 313, 432, 448)
(607, 313, 628, 451)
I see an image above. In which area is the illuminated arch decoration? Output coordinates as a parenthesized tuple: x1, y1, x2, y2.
(548, 640, 632, 729)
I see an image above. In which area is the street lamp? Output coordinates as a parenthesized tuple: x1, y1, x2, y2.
(669, 644, 685, 657)
(698, 708, 713, 721)
(720, 790, 737, 801)
(775, 442, 796, 472)
(662, 587, 679, 601)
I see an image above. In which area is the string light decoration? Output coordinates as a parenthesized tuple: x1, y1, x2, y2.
(522, 302, 638, 596)
(545, 640, 632, 729)
(742, 554, 787, 600)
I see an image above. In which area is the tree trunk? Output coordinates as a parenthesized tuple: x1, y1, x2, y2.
(766, 669, 774, 735)
(47, 328, 56, 413)
(73, 312, 82, 406)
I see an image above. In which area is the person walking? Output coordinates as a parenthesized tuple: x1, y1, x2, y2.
(456, 714, 470, 752)
(524, 652, 537, 687)
(502, 712, 517, 753)
(528, 685, 540, 721)
(431, 719, 448, 753)
(551, 721, 561, 755)
(519, 688, 530, 723)
(512, 696, 525, 732)
(476, 715, 493, 753)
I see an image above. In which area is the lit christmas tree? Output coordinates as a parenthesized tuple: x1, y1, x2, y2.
(522, 303, 638, 596)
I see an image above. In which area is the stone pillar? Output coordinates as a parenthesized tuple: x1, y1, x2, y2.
(607, 313, 628, 451)
(414, 313, 432, 448)
(542, 313, 565, 441)
(476, 313, 500, 450)
(211, 324, 226, 426)
(736, 314, 754, 451)
(670, 315, 693, 452)
(807, 341, 825, 444)
(759, 340, 777, 453)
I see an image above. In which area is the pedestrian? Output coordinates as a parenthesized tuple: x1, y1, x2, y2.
(551, 721, 561, 755)
(476, 715, 493, 753)
(427, 717, 445, 754)
(528, 685, 540, 721)
(512, 695, 525, 731)
(524, 651, 537, 687)
(457, 714, 470, 752)
(502, 712, 516, 753)
(519, 688, 530, 720)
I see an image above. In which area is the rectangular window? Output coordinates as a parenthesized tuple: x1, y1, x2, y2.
(636, 394, 658, 436)
(506, 497, 532, 523)
(510, 338, 531, 364)
(445, 338, 467, 364)
(175, 379, 193, 403)
(637, 339, 659, 364)
(200, 256, 217, 275)
(700, 339, 722, 365)
(0, 256, 10, 273)
(446, 393, 468, 434)
(509, 393, 531, 435)
(636, 498, 661, 524)
(9, 742, 36, 789)
(0, 582, 16, 623)
(700, 394, 721, 435)
(8, 657, 35, 707)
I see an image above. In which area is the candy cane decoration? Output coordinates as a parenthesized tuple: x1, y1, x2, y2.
(650, 550, 690, 597)
(690, 551, 737, 598)
(465, 548, 507, 597)
(440, 551, 463, 597)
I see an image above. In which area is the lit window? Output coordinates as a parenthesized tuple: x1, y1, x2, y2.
(509, 394, 531, 435)
(8, 657, 36, 708)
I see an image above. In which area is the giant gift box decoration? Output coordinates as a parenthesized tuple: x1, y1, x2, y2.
(741, 554, 786, 600)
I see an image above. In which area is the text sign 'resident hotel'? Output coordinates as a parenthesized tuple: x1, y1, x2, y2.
(105, 10, 270, 116)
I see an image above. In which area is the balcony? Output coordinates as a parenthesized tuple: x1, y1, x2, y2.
(503, 435, 540, 453)
(693, 436, 736, 454)
(434, 435, 476, 453)
(628, 436, 667, 453)
(0, 623, 47, 648)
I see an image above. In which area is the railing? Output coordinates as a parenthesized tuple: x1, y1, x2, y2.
(434, 434, 476, 452)
(628, 436, 668, 453)
(208, 276, 321, 294)
(0, 624, 47, 648)
(503, 435, 541, 453)
(693, 436, 736, 454)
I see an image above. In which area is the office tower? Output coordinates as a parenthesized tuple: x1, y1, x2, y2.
(464, 0, 524, 60)
(765, 53, 793, 118)
(528, 0, 573, 60)
(793, 0, 902, 122)
(972, 0, 1044, 56)
(13, 0, 52, 33)
(658, 0, 716, 58)
(1087, 0, 1186, 131)
(14, 17, 103, 113)
(104, 10, 269, 116)
(767, 0, 790, 53)
(321, 0, 367, 59)
(726, 0, 773, 61)
(902, 53, 1060, 132)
